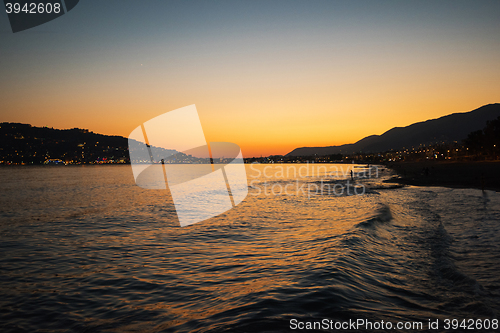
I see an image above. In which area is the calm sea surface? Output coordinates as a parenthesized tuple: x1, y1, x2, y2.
(0, 164, 499, 332)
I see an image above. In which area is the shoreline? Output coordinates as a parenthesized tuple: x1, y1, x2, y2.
(383, 161, 500, 192)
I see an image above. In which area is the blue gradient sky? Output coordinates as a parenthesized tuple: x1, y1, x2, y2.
(1, 0, 499, 156)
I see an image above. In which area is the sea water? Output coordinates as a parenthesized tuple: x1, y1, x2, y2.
(0, 164, 499, 332)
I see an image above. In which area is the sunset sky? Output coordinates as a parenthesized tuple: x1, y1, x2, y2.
(1, 0, 499, 157)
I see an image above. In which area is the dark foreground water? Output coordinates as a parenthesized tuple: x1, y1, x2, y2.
(0, 165, 499, 332)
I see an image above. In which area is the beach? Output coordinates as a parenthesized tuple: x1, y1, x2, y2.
(384, 161, 500, 192)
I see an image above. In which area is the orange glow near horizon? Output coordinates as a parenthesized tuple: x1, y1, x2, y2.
(3, 79, 498, 157)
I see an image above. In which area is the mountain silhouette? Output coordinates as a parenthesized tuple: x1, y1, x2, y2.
(286, 104, 500, 157)
(0, 122, 177, 164)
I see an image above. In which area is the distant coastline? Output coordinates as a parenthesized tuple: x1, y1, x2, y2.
(2, 104, 499, 167)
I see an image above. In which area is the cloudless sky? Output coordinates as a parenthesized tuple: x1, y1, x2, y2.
(1, 0, 499, 156)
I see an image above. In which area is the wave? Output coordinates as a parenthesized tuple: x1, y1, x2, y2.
(355, 204, 393, 229)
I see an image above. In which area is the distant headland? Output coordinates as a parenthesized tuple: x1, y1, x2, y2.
(286, 104, 500, 157)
